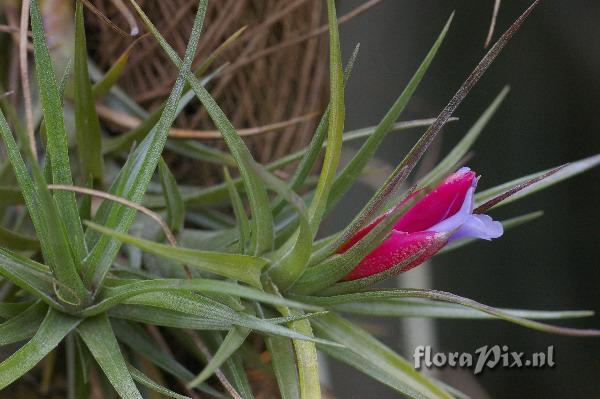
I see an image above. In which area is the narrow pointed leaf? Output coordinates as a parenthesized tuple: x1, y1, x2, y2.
(122, 291, 340, 345)
(288, 309, 320, 399)
(78, 314, 143, 399)
(0, 104, 87, 301)
(92, 38, 140, 100)
(0, 307, 81, 389)
(74, 1, 104, 182)
(224, 167, 250, 253)
(418, 86, 509, 188)
(271, 43, 360, 216)
(129, 365, 191, 399)
(327, 13, 453, 210)
(110, 305, 233, 330)
(167, 140, 235, 166)
(85, 222, 266, 288)
(143, 118, 449, 208)
(320, 297, 593, 320)
(247, 164, 311, 290)
(259, 307, 301, 399)
(80, 278, 321, 317)
(158, 158, 184, 234)
(306, 0, 345, 236)
(0, 301, 47, 345)
(83, 2, 207, 287)
(30, 0, 87, 262)
(0, 301, 35, 319)
(475, 153, 600, 209)
(312, 313, 452, 399)
(188, 326, 250, 388)
(127, 0, 274, 256)
(0, 225, 39, 251)
(302, 289, 600, 336)
(0, 247, 61, 308)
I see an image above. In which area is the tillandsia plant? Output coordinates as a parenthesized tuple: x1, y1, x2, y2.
(0, 0, 599, 398)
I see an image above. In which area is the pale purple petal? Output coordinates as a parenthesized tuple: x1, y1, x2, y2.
(429, 186, 475, 233)
(449, 214, 504, 242)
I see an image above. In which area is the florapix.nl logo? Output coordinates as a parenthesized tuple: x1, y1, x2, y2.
(413, 345, 555, 375)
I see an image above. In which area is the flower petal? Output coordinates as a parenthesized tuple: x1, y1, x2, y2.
(342, 230, 448, 281)
(394, 168, 477, 232)
(449, 214, 504, 241)
(428, 186, 475, 234)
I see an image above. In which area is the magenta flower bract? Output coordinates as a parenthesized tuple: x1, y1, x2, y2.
(339, 167, 503, 281)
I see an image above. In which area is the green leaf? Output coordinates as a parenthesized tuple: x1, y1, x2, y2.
(110, 304, 233, 330)
(306, 0, 345, 237)
(169, 331, 242, 398)
(78, 314, 143, 399)
(167, 140, 235, 166)
(92, 39, 139, 100)
(312, 313, 452, 399)
(0, 301, 47, 345)
(158, 158, 184, 234)
(85, 222, 266, 288)
(121, 291, 340, 345)
(0, 301, 35, 319)
(101, 64, 225, 155)
(270, 43, 360, 217)
(129, 365, 191, 399)
(221, 350, 254, 399)
(143, 117, 448, 209)
(65, 334, 91, 399)
(74, 0, 104, 182)
(81, 277, 321, 317)
(0, 247, 61, 308)
(102, 26, 243, 154)
(0, 307, 81, 389)
(312, 296, 593, 320)
(327, 13, 453, 210)
(418, 85, 509, 188)
(127, 0, 274, 256)
(187, 326, 250, 388)
(0, 186, 22, 205)
(246, 165, 311, 290)
(224, 166, 250, 253)
(193, 26, 246, 77)
(0, 99, 88, 302)
(83, 1, 208, 288)
(302, 289, 600, 336)
(30, 0, 87, 263)
(258, 306, 300, 399)
(0, 225, 39, 251)
(288, 309, 321, 399)
(112, 320, 197, 382)
(475, 153, 600, 209)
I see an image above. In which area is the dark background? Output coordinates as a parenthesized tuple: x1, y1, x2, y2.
(324, 1, 600, 398)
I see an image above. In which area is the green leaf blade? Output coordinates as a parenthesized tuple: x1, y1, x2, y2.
(78, 314, 143, 399)
(83, 1, 208, 288)
(0, 308, 81, 390)
(85, 222, 266, 288)
(74, 0, 104, 182)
